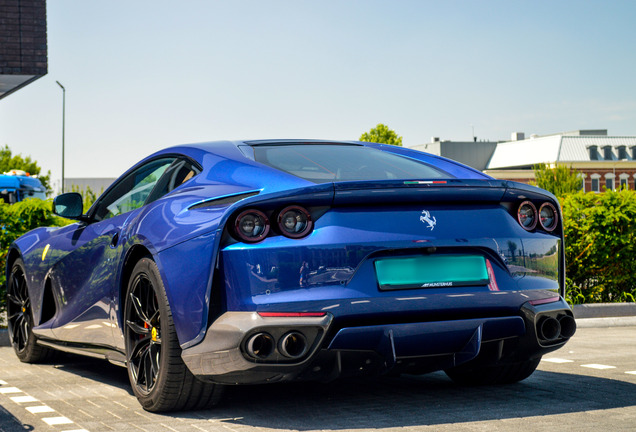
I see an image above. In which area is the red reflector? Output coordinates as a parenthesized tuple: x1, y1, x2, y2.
(258, 312, 326, 318)
(529, 296, 560, 306)
(486, 259, 499, 292)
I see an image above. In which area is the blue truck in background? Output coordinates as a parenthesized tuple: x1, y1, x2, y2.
(0, 170, 47, 204)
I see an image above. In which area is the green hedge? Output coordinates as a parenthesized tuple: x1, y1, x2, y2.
(562, 189, 636, 304)
(0, 199, 68, 314)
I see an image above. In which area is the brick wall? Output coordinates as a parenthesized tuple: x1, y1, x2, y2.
(580, 168, 636, 192)
(497, 168, 636, 192)
(0, 0, 47, 75)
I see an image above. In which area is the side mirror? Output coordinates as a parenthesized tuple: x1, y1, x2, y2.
(53, 193, 84, 219)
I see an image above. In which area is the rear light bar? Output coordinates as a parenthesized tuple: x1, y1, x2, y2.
(529, 296, 560, 306)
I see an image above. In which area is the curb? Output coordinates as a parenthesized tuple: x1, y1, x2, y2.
(572, 303, 636, 319)
(575, 316, 636, 328)
(572, 303, 636, 328)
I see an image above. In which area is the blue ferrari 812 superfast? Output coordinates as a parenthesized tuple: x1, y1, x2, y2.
(6, 140, 575, 411)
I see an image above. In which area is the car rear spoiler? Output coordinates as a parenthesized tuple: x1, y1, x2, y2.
(332, 179, 509, 205)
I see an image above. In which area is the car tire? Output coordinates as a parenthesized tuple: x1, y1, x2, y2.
(7, 258, 53, 363)
(444, 357, 541, 386)
(124, 257, 224, 412)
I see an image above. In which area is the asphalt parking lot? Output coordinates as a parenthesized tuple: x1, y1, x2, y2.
(1, 324, 636, 432)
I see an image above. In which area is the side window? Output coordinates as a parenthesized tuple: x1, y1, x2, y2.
(144, 158, 201, 205)
(92, 158, 176, 221)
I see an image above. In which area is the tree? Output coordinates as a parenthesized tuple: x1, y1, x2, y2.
(359, 124, 403, 146)
(531, 163, 581, 197)
(0, 145, 51, 191)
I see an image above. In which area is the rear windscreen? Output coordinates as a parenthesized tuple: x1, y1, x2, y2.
(253, 145, 453, 183)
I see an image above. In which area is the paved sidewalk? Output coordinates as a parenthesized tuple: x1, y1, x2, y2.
(2, 326, 636, 432)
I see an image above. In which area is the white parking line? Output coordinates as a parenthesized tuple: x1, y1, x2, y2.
(0, 387, 21, 393)
(43, 416, 74, 426)
(0, 379, 90, 431)
(542, 358, 636, 374)
(542, 358, 574, 363)
(581, 364, 616, 370)
(26, 405, 56, 414)
(10, 395, 38, 403)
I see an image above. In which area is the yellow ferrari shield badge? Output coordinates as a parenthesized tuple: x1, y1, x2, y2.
(42, 244, 50, 261)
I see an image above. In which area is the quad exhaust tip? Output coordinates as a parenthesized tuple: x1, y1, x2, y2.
(279, 331, 308, 359)
(537, 316, 561, 341)
(245, 332, 275, 359)
(536, 314, 576, 342)
(558, 314, 577, 339)
(244, 330, 309, 360)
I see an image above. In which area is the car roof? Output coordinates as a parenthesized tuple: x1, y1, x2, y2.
(138, 139, 491, 183)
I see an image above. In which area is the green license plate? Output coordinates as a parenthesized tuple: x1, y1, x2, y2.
(374, 255, 489, 290)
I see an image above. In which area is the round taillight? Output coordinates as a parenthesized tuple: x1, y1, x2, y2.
(517, 201, 538, 231)
(234, 209, 270, 242)
(539, 202, 558, 231)
(277, 206, 313, 239)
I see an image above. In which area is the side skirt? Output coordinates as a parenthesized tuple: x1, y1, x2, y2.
(37, 338, 127, 367)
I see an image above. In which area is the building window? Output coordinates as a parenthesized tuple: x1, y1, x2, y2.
(618, 146, 628, 160)
(632, 146, 636, 160)
(605, 173, 615, 191)
(620, 174, 630, 190)
(591, 174, 601, 193)
(588, 146, 599, 160)
(602, 146, 613, 160)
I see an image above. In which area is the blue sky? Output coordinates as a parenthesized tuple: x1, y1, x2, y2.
(1, 0, 635, 186)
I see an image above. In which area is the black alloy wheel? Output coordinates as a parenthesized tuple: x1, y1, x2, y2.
(125, 270, 162, 394)
(7, 258, 52, 362)
(124, 257, 223, 412)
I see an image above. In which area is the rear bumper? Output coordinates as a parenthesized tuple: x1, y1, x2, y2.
(181, 298, 575, 384)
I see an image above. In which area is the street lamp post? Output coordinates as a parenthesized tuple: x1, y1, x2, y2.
(56, 81, 66, 193)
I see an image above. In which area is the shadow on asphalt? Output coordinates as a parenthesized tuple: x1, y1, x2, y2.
(0, 404, 35, 431)
(198, 370, 636, 429)
(47, 353, 636, 428)
(46, 352, 134, 395)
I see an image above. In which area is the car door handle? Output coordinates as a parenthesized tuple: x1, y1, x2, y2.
(110, 232, 120, 248)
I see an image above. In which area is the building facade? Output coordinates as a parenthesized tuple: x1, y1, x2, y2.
(0, 0, 47, 99)
(484, 130, 636, 192)
(412, 130, 636, 192)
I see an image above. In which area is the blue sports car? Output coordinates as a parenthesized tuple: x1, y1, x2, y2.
(6, 140, 575, 412)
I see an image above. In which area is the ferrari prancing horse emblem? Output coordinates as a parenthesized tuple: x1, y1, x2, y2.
(420, 210, 436, 231)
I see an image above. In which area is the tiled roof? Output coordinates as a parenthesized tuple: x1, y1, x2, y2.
(559, 136, 636, 161)
(487, 135, 636, 169)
